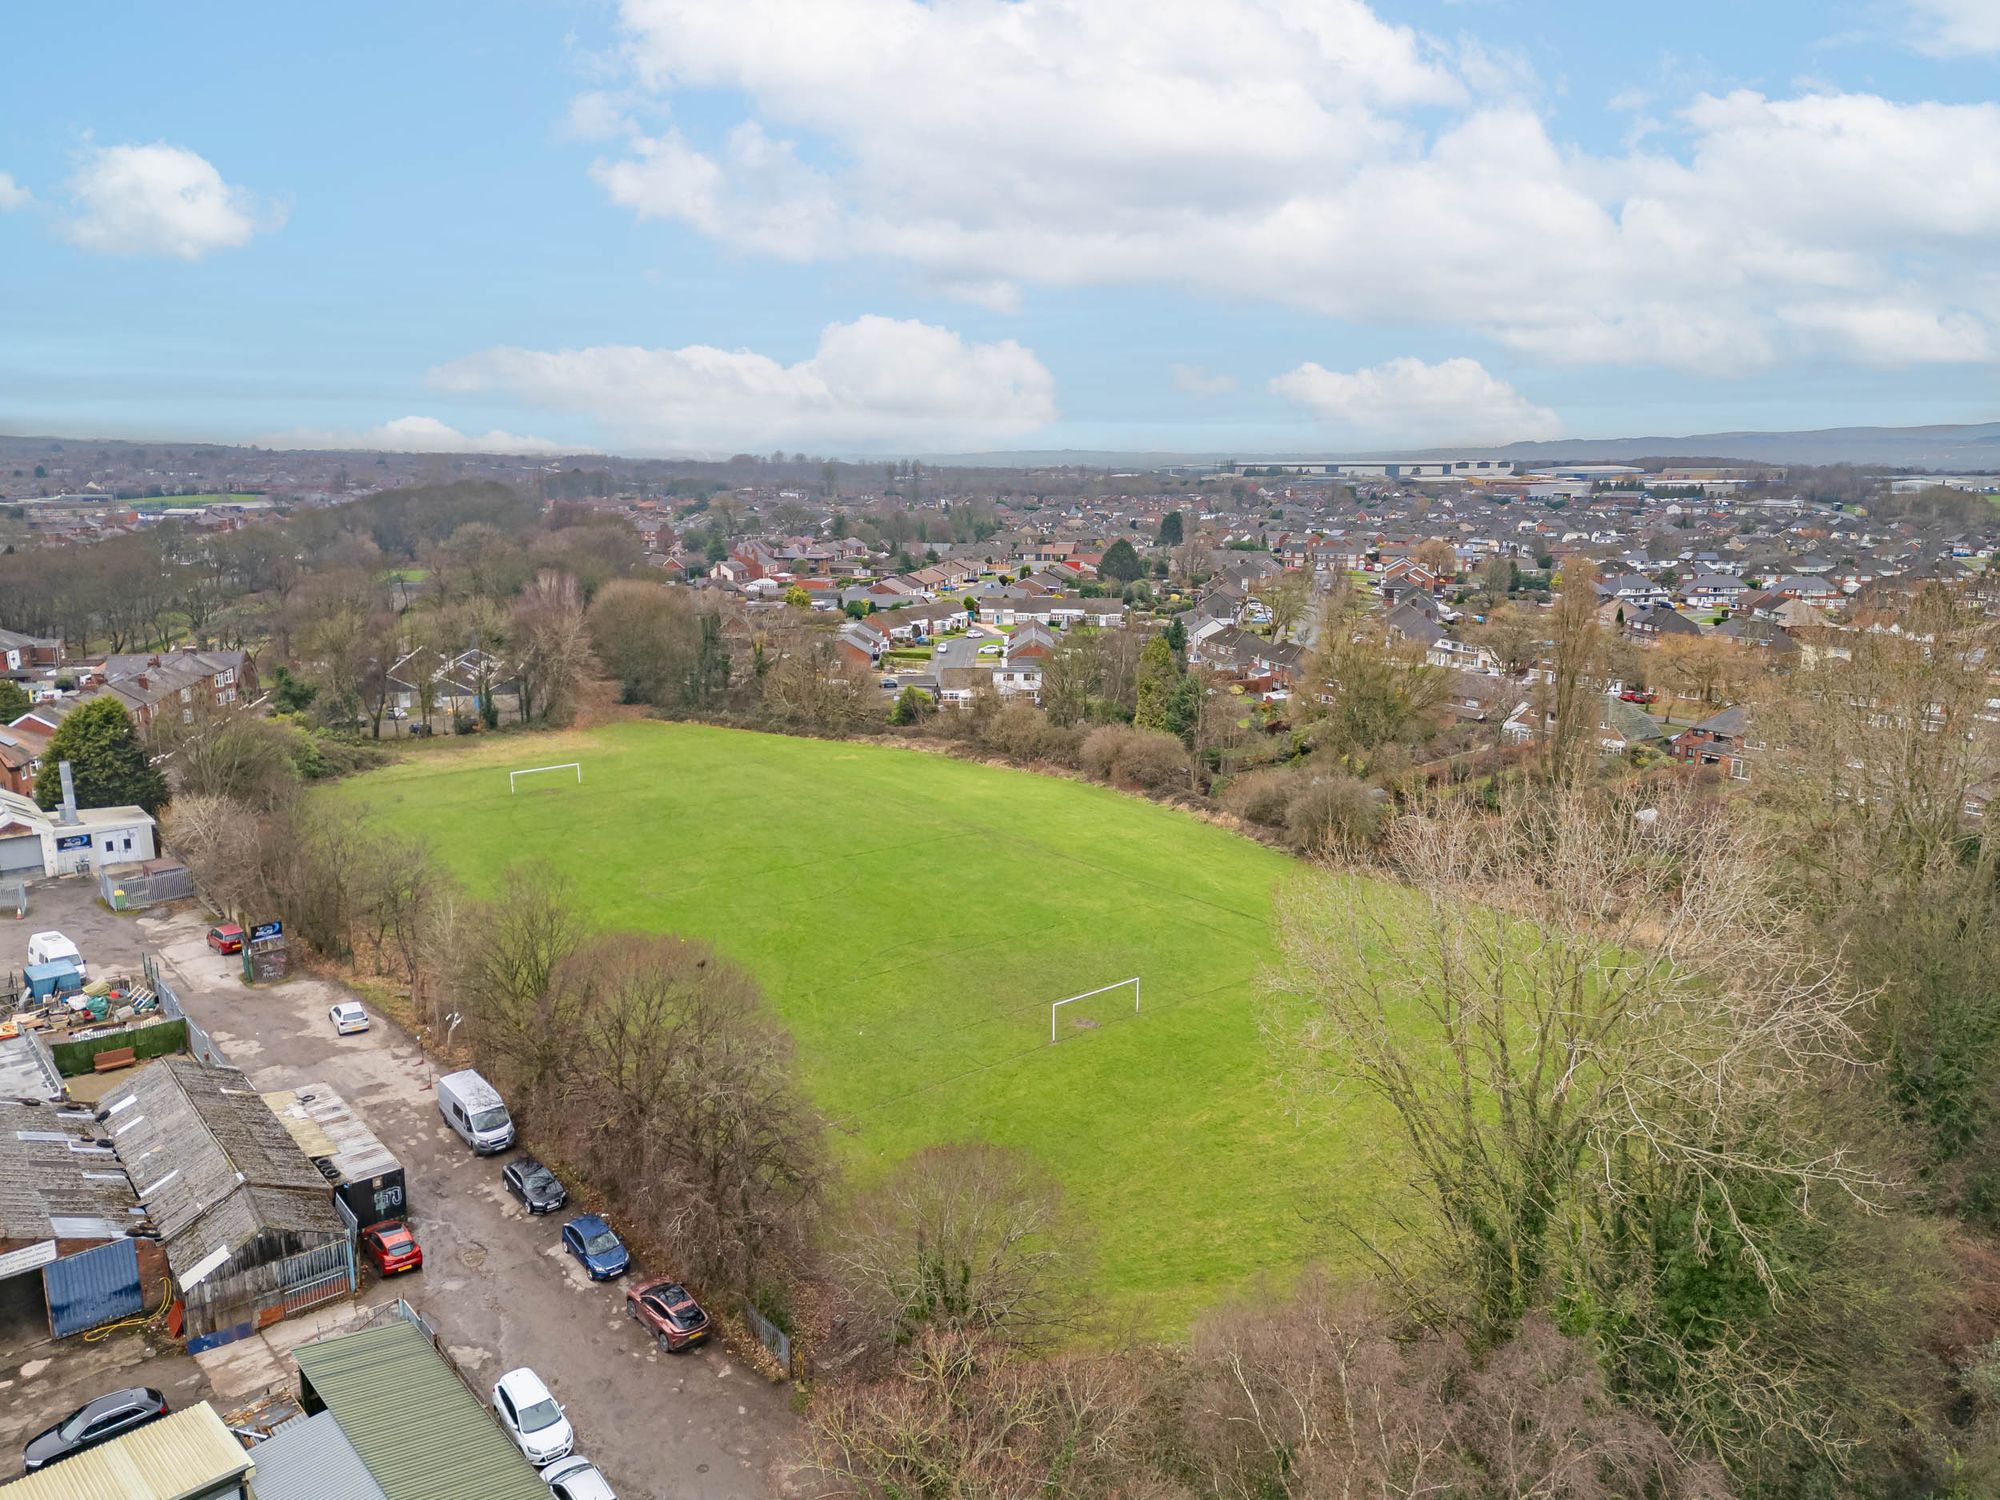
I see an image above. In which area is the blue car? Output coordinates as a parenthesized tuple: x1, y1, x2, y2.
(561, 1214, 630, 1280)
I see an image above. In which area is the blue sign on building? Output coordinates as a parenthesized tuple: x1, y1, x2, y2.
(250, 920, 283, 942)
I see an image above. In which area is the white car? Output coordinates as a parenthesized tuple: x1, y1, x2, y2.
(544, 1456, 616, 1500)
(329, 1002, 370, 1035)
(493, 1368, 574, 1468)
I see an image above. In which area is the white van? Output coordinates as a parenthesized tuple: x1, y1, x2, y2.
(437, 1069, 514, 1154)
(26, 931, 85, 981)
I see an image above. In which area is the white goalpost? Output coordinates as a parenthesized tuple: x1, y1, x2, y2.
(1050, 976, 1141, 1044)
(508, 762, 582, 794)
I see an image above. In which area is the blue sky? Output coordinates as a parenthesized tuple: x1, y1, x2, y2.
(2, 0, 1996, 457)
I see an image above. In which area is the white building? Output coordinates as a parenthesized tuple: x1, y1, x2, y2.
(0, 787, 157, 878)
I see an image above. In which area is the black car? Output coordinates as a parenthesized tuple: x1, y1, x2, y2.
(502, 1155, 568, 1214)
(23, 1387, 169, 1472)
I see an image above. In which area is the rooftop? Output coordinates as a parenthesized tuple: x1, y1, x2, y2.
(243, 1410, 387, 1500)
(0, 1402, 250, 1500)
(0, 1097, 141, 1240)
(292, 1316, 547, 1500)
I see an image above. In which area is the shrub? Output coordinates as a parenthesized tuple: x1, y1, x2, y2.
(1113, 730, 1189, 790)
(980, 703, 1079, 766)
(1284, 773, 1385, 855)
(1079, 724, 1132, 781)
(1221, 768, 1299, 827)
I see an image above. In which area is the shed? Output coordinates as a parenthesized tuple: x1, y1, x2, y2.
(292, 1316, 548, 1500)
(100, 1057, 352, 1343)
(240, 1410, 387, 1500)
(0, 1401, 251, 1499)
(263, 1084, 407, 1230)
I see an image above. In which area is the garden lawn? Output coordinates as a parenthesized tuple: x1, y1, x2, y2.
(332, 720, 1402, 1327)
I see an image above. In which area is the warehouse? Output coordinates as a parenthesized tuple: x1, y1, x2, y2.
(0, 1097, 166, 1340)
(101, 1056, 353, 1346)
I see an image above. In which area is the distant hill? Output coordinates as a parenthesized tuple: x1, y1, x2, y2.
(923, 419, 2000, 472)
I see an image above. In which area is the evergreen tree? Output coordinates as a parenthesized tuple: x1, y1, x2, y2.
(1133, 634, 1182, 732)
(33, 697, 168, 814)
(1099, 539, 1144, 584)
(1164, 615, 1188, 662)
(0, 679, 29, 722)
(1157, 510, 1184, 546)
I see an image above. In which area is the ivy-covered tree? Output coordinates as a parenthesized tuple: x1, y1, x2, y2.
(33, 697, 169, 814)
(1133, 633, 1182, 733)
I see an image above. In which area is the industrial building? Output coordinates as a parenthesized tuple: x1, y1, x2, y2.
(101, 1056, 353, 1346)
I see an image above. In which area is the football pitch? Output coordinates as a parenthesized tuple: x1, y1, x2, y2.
(333, 720, 1401, 1325)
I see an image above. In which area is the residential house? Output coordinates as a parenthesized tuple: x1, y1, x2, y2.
(1673, 704, 1758, 779)
(96, 648, 258, 734)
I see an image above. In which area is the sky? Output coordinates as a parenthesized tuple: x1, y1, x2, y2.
(2, 0, 1996, 458)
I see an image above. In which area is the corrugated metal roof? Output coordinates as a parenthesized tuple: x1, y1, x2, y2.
(291, 1319, 547, 1500)
(0, 1402, 250, 1499)
(262, 1084, 398, 1187)
(0, 1098, 142, 1240)
(244, 1411, 386, 1500)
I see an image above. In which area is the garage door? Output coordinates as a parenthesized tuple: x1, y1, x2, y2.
(0, 834, 39, 875)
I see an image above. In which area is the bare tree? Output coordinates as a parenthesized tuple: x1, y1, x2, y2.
(1270, 790, 1879, 1466)
(831, 1144, 1084, 1356)
(1544, 557, 1602, 785)
(512, 570, 594, 725)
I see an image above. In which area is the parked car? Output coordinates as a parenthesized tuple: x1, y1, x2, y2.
(205, 923, 245, 955)
(492, 1368, 573, 1468)
(561, 1214, 630, 1280)
(503, 1156, 569, 1215)
(879, 677, 898, 689)
(438, 1069, 515, 1153)
(360, 1219, 424, 1276)
(25, 931, 85, 982)
(22, 1387, 169, 1473)
(624, 1276, 710, 1352)
(329, 1001, 370, 1035)
(543, 1455, 617, 1500)
(1619, 689, 1659, 704)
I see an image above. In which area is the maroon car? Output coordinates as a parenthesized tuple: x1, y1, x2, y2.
(625, 1277, 709, 1352)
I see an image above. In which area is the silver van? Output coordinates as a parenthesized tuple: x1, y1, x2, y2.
(437, 1069, 515, 1154)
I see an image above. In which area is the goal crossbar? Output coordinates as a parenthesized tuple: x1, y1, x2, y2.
(1050, 976, 1140, 1044)
(509, 762, 582, 793)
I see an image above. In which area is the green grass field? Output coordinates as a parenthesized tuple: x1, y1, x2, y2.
(334, 721, 1399, 1325)
(126, 492, 264, 509)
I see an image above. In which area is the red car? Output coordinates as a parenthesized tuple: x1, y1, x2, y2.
(625, 1277, 710, 1352)
(205, 923, 244, 955)
(360, 1220, 424, 1277)
(1618, 689, 1659, 704)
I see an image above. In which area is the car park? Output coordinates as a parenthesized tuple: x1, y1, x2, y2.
(329, 1001, 370, 1035)
(625, 1277, 710, 1352)
(492, 1368, 574, 1468)
(503, 1155, 569, 1215)
(360, 1219, 424, 1276)
(205, 922, 245, 954)
(561, 1214, 630, 1280)
(543, 1455, 617, 1500)
(22, 1387, 170, 1473)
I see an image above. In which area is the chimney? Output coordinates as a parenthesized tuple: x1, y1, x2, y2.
(57, 760, 79, 826)
(135, 673, 148, 690)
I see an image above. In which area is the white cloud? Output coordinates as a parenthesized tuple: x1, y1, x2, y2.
(1906, 0, 2000, 55)
(1270, 357, 1561, 446)
(1171, 363, 1238, 397)
(431, 315, 1057, 453)
(264, 416, 569, 455)
(61, 143, 280, 260)
(0, 173, 30, 211)
(585, 0, 2000, 371)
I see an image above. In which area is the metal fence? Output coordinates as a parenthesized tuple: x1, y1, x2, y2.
(742, 1297, 798, 1379)
(182, 1237, 357, 1340)
(0, 880, 24, 918)
(99, 864, 196, 911)
(144, 953, 227, 1067)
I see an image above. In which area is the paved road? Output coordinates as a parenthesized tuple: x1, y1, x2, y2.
(1, 884, 800, 1500)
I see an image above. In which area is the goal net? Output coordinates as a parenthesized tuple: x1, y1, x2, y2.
(509, 762, 582, 794)
(1050, 976, 1141, 1044)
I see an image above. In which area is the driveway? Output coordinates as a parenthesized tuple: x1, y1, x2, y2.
(6, 882, 801, 1499)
